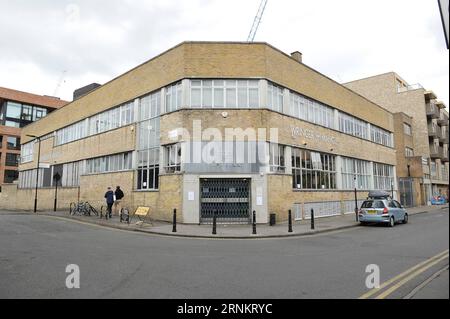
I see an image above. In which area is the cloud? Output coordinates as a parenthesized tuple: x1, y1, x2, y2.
(0, 0, 448, 108)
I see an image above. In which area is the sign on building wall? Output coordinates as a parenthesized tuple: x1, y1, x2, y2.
(438, 0, 449, 49)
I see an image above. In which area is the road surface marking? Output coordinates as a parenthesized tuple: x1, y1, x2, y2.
(403, 265, 449, 299)
(359, 249, 449, 299)
(375, 254, 448, 299)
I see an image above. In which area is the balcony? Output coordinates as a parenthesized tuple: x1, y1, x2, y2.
(428, 123, 441, 138)
(440, 128, 449, 144)
(430, 144, 443, 159)
(442, 151, 449, 163)
(426, 102, 440, 119)
(438, 113, 449, 126)
(397, 83, 423, 93)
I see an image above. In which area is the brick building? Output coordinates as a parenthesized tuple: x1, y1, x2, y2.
(0, 42, 399, 223)
(0, 87, 67, 188)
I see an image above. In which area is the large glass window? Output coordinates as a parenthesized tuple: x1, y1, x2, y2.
(21, 105, 33, 121)
(4, 170, 19, 183)
(341, 157, 372, 190)
(137, 149, 159, 190)
(269, 143, 285, 173)
(373, 162, 394, 191)
(33, 107, 47, 121)
(267, 82, 284, 113)
(86, 152, 132, 175)
(56, 120, 87, 146)
(140, 91, 161, 120)
(290, 92, 334, 128)
(7, 136, 20, 150)
(190, 79, 259, 108)
(5, 102, 21, 119)
(165, 82, 182, 112)
(5, 153, 19, 167)
(370, 125, 393, 147)
(339, 112, 368, 139)
(165, 143, 181, 173)
(292, 148, 336, 190)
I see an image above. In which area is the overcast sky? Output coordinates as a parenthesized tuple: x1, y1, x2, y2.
(0, 0, 448, 108)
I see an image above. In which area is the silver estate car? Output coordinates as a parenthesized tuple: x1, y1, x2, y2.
(359, 198, 409, 227)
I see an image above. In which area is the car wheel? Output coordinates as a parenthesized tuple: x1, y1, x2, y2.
(360, 222, 367, 226)
(403, 213, 408, 224)
(388, 217, 395, 227)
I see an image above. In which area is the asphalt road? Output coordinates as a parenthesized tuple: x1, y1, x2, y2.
(0, 208, 448, 299)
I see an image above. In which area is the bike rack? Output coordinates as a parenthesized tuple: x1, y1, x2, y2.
(69, 202, 76, 215)
(120, 207, 130, 224)
(100, 205, 109, 220)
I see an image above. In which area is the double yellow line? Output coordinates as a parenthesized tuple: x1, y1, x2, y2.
(359, 249, 449, 299)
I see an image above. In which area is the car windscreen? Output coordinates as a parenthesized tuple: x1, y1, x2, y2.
(361, 200, 385, 208)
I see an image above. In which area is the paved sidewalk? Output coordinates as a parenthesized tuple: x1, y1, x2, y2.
(2, 204, 448, 239)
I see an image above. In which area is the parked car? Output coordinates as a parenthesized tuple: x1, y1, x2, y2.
(359, 191, 408, 227)
(431, 195, 447, 205)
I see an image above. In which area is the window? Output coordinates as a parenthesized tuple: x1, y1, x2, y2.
(4, 170, 19, 183)
(7, 136, 20, 150)
(342, 157, 372, 190)
(269, 143, 285, 173)
(56, 120, 87, 145)
(339, 113, 368, 139)
(292, 148, 336, 189)
(405, 147, 414, 157)
(61, 161, 83, 187)
(0, 135, 3, 147)
(5, 102, 21, 119)
(33, 107, 47, 121)
(403, 123, 412, 135)
(137, 148, 160, 190)
(140, 91, 161, 120)
(165, 144, 181, 173)
(190, 79, 259, 109)
(166, 82, 182, 112)
(5, 121, 20, 128)
(267, 82, 284, 113)
(290, 92, 334, 128)
(5, 153, 19, 167)
(373, 162, 394, 190)
(86, 152, 133, 175)
(21, 105, 33, 121)
(370, 125, 393, 147)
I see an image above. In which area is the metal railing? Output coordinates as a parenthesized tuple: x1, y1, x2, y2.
(397, 83, 423, 93)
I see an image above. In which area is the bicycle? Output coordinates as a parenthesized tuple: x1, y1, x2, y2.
(69, 202, 99, 217)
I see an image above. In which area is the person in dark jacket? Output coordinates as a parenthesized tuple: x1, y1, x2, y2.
(104, 187, 114, 218)
(113, 186, 125, 216)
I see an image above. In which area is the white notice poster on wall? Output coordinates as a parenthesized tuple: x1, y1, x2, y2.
(188, 192, 195, 201)
(256, 196, 263, 206)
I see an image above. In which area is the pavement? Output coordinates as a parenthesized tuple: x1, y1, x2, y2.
(0, 206, 448, 298)
(3, 204, 448, 239)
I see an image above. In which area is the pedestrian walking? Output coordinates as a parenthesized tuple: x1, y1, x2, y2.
(104, 187, 114, 218)
(114, 186, 124, 216)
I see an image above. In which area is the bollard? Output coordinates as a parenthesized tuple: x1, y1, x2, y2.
(212, 210, 217, 235)
(252, 210, 257, 235)
(288, 210, 293, 233)
(311, 208, 315, 230)
(172, 209, 177, 233)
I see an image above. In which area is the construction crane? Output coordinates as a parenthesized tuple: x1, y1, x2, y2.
(247, 0, 268, 42)
(53, 70, 67, 97)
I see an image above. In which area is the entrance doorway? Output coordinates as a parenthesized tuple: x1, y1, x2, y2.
(200, 178, 251, 224)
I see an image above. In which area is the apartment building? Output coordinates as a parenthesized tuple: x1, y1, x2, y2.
(0, 87, 67, 188)
(0, 42, 398, 223)
(345, 72, 449, 205)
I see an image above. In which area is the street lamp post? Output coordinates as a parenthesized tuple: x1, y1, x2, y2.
(53, 172, 61, 212)
(27, 135, 41, 213)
